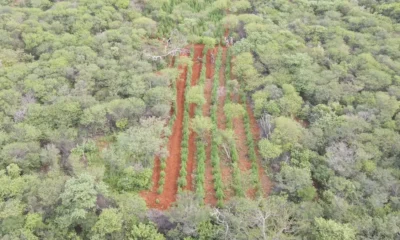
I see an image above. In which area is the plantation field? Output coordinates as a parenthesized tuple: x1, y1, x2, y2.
(141, 36, 271, 209)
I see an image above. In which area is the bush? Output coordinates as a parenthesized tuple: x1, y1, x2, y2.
(180, 166, 187, 176)
(161, 162, 167, 170)
(160, 171, 166, 178)
(158, 177, 165, 186)
(157, 185, 163, 194)
(178, 176, 187, 187)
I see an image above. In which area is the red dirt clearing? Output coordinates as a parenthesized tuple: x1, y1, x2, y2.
(141, 54, 188, 210)
(204, 48, 217, 206)
(185, 44, 204, 191)
(142, 43, 272, 209)
(217, 47, 233, 200)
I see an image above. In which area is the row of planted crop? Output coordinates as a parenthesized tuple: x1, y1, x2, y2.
(158, 49, 194, 194)
(167, 57, 179, 131)
(210, 47, 225, 207)
(178, 47, 195, 192)
(224, 49, 245, 197)
(195, 53, 208, 199)
(239, 86, 263, 196)
(157, 55, 179, 194)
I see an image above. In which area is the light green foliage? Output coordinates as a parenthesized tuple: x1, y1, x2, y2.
(276, 165, 314, 200)
(271, 117, 303, 151)
(116, 167, 152, 191)
(202, 37, 217, 50)
(223, 103, 245, 119)
(168, 192, 210, 237)
(215, 196, 296, 239)
(187, 85, 206, 106)
(6, 164, 21, 178)
(56, 174, 107, 228)
(221, 15, 239, 30)
(60, 175, 104, 210)
(106, 98, 146, 124)
(0, 165, 38, 225)
(133, 17, 157, 36)
(91, 208, 123, 238)
(191, 116, 213, 140)
(25, 213, 45, 232)
(115, 193, 147, 225)
(80, 104, 108, 134)
(313, 218, 356, 240)
(230, 0, 251, 13)
(114, 0, 129, 9)
(115, 117, 169, 166)
(177, 56, 193, 69)
(232, 52, 258, 84)
(278, 84, 303, 117)
(1, 141, 41, 171)
(35, 170, 67, 208)
(258, 139, 282, 160)
(213, 0, 230, 10)
(129, 223, 165, 240)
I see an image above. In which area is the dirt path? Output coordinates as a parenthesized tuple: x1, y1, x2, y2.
(204, 48, 217, 206)
(217, 47, 233, 200)
(186, 44, 204, 191)
(141, 54, 188, 210)
(232, 114, 253, 197)
(247, 104, 272, 196)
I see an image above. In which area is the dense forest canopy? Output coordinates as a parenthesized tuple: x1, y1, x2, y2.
(0, 0, 400, 239)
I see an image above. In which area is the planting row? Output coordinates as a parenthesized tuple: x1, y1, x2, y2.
(239, 87, 263, 196)
(157, 48, 195, 194)
(210, 47, 225, 207)
(223, 49, 245, 197)
(156, 56, 179, 194)
(195, 54, 208, 199)
(177, 47, 195, 191)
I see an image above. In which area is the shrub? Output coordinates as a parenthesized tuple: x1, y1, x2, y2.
(161, 162, 167, 170)
(158, 177, 165, 186)
(160, 171, 166, 178)
(178, 176, 187, 187)
(157, 186, 163, 194)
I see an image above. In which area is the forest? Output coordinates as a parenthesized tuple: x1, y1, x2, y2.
(0, 0, 400, 239)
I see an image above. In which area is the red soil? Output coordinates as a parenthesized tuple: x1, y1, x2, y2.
(203, 48, 217, 206)
(185, 44, 204, 191)
(232, 115, 253, 197)
(141, 54, 189, 210)
(247, 104, 272, 197)
(217, 47, 233, 200)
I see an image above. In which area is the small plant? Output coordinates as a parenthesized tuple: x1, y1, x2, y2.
(157, 186, 163, 194)
(161, 162, 167, 170)
(160, 171, 166, 178)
